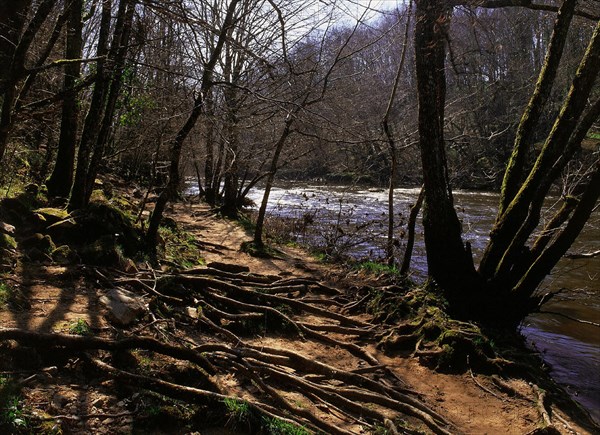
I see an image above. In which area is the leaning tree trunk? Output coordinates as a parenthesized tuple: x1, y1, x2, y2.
(400, 186, 424, 276)
(498, 0, 577, 216)
(146, 0, 241, 253)
(479, 20, 600, 283)
(253, 115, 294, 247)
(414, 0, 479, 301)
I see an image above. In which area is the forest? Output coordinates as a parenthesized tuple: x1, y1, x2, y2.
(0, 0, 599, 434)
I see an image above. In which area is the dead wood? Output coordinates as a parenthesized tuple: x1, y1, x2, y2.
(533, 384, 555, 429)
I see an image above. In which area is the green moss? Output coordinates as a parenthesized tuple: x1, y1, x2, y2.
(0, 282, 10, 306)
(68, 319, 92, 336)
(32, 208, 70, 223)
(89, 189, 107, 203)
(0, 234, 16, 250)
(158, 225, 205, 269)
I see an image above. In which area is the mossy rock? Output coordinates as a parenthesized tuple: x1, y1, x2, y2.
(71, 203, 142, 256)
(0, 233, 17, 250)
(33, 207, 70, 225)
(51, 245, 77, 265)
(20, 233, 56, 252)
(89, 189, 107, 203)
(45, 217, 77, 241)
(78, 235, 123, 266)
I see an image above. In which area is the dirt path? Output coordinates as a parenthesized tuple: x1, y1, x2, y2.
(0, 201, 594, 434)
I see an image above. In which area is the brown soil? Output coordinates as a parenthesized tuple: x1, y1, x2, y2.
(0, 200, 595, 434)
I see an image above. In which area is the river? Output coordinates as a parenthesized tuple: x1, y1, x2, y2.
(188, 182, 600, 422)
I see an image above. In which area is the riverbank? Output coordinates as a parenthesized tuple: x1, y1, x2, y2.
(0, 187, 598, 434)
(240, 183, 600, 423)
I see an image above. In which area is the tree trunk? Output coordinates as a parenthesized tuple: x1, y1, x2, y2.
(0, 0, 55, 162)
(46, 0, 83, 199)
(400, 186, 424, 276)
(68, 0, 112, 209)
(82, 0, 136, 206)
(253, 115, 294, 247)
(414, 0, 478, 298)
(146, 0, 240, 252)
(382, 3, 411, 266)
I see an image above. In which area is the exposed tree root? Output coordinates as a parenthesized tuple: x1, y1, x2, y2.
(0, 328, 216, 375)
(4, 262, 531, 433)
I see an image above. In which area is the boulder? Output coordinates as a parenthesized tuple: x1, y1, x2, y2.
(51, 245, 77, 265)
(0, 221, 15, 235)
(99, 288, 147, 326)
(25, 247, 51, 262)
(33, 208, 70, 225)
(0, 197, 32, 226)
(20, 233, 56, 252)
(79, 235, 122, 266)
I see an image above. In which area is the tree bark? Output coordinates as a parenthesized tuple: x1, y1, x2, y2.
(68, 0, 112, 209)
(414, 0, 478, 297)
(46, 0, 83, 199)
(498, 0, 577, 215)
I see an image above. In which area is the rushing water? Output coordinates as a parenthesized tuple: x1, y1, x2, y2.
(239, 184, 600, 423)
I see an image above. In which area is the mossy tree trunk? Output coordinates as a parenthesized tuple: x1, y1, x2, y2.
(69, 0, 136, 210)
(479, 21, 600, 286)
(413, 0, 599, 323)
